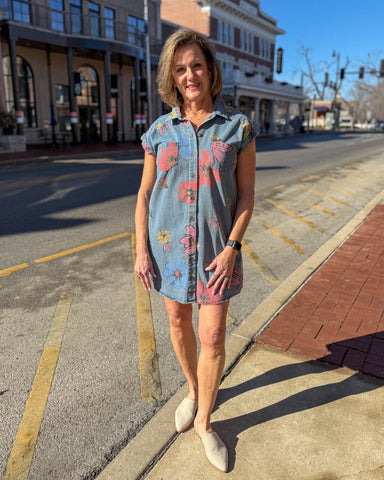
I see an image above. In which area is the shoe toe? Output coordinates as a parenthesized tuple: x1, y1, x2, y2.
(175, 397, 197, 432)
(201, 432, 228, 472)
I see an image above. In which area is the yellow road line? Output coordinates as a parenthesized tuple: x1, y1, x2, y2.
(333, 187, 366, 199)
(4, 285, 73, 480)
(266, 198, 323, 232)
(301, 175, 318, 181)
(131, 234, 161, 402)
(300, 186, 356, 209)
(0, 167, 128, 191)
(327, 177, 369, 190)
(274, 185, 285, 190)
(0, 263, 29, 277)
(260, 220, 305, 254)
(242, 241, 279, 285)
(35, 233, 131, 263)
(306, 202, 342, 220)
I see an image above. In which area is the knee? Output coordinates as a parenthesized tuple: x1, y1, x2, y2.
(169, 313, 191, 336)
(199, 326, 226, 351)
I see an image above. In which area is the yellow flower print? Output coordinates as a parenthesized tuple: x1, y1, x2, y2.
(158, 230, 171, 244)
(158, 230, 173, 252)
(241, 119, 251, 141)
(226, 198, 232, 208)
(167, 110, 177, 120)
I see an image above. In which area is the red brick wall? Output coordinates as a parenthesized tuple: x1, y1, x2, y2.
(161, 0, 210, 35)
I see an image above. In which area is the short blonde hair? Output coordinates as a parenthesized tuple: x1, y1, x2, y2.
(157, 28, 222, 107)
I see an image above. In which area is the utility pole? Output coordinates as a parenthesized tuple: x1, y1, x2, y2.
(144, 0, 153, 125)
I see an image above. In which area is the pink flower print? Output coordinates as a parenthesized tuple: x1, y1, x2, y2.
(180, 225, 197, 254)
(199, 150, 221, 188)
(155, 123, 170, 135)
(210, 141, 232, 164)
(208, 217, 223, 232)
(182, 120, 189, 127)
(231, 265, 243, 290)
(158, 142, 178, 172)
(178, 180, 198, 205)
(142, 141, 155, 156)
(196, 280, 221, 305)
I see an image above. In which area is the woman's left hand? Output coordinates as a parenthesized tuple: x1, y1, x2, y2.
(206, 247, 238, 295)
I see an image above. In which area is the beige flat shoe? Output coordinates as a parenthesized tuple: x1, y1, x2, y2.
(175, 397, 197, 432)
(200, 431, 228, 473)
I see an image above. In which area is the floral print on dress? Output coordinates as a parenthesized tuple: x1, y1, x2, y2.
(164, 260, 188, 290)
(158, 230, 173, 252)
(210, 141, 233, 164)
(199, 150, 221, 188)
(180, 225, 197, 254)
(158, 142, 178, 171)
(141, 97, 256, 304)
(196, 279, 221, 305)
(178, 180, 198, 204)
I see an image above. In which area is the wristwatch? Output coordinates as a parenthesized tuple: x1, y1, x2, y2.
(226, 239, 242, 252)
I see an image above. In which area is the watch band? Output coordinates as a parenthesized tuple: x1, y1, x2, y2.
(226, 239, 242, 252)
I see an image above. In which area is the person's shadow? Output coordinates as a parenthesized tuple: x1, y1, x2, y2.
(213, 335, 384, 472)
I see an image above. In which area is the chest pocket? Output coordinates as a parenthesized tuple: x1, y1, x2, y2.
(209, 140, 237, 173)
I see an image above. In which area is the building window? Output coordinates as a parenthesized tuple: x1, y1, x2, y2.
(128, 15, 145, 47)
(259, 38, 271, 59)
(217, 20, 222, 42)
(3, 0, 31, 23)
(104, 7, 115, 39)
(2, 55, 37, 127)
(228, 25, 234, 46)
(70, 0, 82, 34)
(88, 2, 100, 36)
(51, 0, 64, 32)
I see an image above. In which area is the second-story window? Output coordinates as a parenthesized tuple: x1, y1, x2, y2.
(88, 2, 100, 36)
(128, 15, 145, 46)
(70, 0, 82, 34)
(104, 7, 115, 39)
(217, 20, 222, 42)
(8, 0, 31, 24)
(51, 0, 64, 32)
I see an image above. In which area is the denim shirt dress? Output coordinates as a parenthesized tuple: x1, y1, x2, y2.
(141, 97, 256, 305)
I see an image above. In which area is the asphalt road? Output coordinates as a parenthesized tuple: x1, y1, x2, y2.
(1, 130, 384, 480)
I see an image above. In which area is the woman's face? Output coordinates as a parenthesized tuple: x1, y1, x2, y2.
(172, 43, 212, 106)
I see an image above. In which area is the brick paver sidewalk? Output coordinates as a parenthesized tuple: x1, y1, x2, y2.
(257, 204, 384, 379)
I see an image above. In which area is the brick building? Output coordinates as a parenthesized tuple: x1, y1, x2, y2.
(0, 0, 163, 145)
(161, 0, 304, 135)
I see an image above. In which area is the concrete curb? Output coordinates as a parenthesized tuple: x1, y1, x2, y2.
(95, 189, 384, 480)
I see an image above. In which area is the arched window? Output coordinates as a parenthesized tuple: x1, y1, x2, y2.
(2, 56, 37, 127)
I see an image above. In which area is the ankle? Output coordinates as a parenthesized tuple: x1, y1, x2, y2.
(194, 417, 213, 436)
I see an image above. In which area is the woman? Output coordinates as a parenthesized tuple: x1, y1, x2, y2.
(134, 28, 256, 472)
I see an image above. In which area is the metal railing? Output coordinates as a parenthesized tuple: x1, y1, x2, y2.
(0, 0, 163, 53)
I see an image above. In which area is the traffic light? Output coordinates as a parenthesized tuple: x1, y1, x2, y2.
(340, 68, 345, 80)
(359, 67, 365, 79)
(276, 47, 283, 74)
(380, 59, 384, 78)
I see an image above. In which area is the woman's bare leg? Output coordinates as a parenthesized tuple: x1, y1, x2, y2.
(164, 298, 198, 400)
(194, 301, 229, 436)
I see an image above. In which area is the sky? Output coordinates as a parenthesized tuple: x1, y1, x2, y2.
(263, 0, 384, 96)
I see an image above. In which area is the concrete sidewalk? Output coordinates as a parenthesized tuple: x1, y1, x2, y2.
(95, 195, 384, 479)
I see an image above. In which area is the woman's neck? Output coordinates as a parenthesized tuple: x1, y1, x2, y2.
(181, 99, 214, 129)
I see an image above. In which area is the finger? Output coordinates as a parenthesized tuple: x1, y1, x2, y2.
(205, 259, 217, 272)
(207, 271, 220, 288)
(219, 277, 229, 295)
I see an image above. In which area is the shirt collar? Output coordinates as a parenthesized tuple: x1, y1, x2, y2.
(168, 96, 230, 122)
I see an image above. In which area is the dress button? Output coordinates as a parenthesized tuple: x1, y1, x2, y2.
(190, 195, 195, 201)
(190, 216, 195, 222)
(197, 132, 203, 137)
(191, 173, 196, 178)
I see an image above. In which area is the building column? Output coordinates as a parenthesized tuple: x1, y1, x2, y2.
(66, 47, 79, 144)
(104, 50, 113, 144)
(252, 97, 260, 133)
(8, 34, 23, 134)
(284, 101, 291, 133)
(268, 100, 276, 135)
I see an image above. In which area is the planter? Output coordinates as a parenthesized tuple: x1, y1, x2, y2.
(0, 134, 27, 152)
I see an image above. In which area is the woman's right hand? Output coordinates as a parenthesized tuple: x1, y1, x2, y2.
(134, 250, 157, 291)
